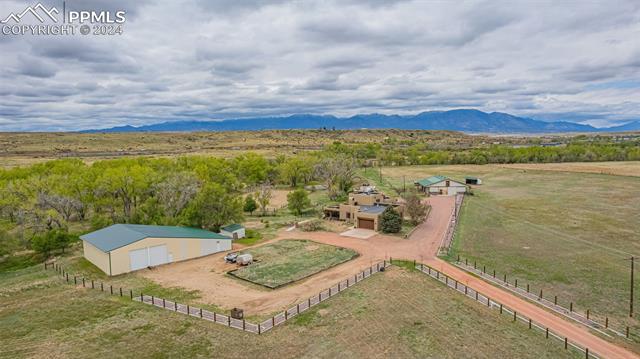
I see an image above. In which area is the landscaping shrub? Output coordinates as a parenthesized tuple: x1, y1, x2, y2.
(299, 219, 324, 232)
(380, 207, 402, 233)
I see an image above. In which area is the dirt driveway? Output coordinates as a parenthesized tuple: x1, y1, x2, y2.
(139, 196, 455, 315)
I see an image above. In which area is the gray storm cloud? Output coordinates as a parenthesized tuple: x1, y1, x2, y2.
(0, 0, 639, 131)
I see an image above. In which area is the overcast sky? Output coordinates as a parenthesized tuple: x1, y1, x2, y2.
(0, 0, 639, 131)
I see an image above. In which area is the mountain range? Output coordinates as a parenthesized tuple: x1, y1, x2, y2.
(81, 109, 640, 134)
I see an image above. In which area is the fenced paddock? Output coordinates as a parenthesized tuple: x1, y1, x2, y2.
(44, 260, 389, 335)
(414, 261, 599, 359)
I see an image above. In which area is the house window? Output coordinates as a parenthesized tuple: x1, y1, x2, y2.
(446, 180, 450, 187)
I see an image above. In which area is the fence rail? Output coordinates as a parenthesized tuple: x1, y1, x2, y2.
(452, 257, 633, 341)
(414, 261, 599, 359)
(44, 260, 389, 335)
(438, 193, 464, 255)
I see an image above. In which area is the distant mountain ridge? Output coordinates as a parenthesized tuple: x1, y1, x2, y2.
(81, 109, 638, 134)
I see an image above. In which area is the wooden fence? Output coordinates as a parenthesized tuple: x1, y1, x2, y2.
(414, 261, 598, 359)
(438, 193, 464, 255)
(44, 260, 389, 335)
(452, 257, 632, 341)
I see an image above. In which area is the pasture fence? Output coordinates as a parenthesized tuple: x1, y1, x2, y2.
(414, 261, 599, 359)
(438, 193, 464, 255)
(451, 257, 633, 341)
(43, 260, 389, 335)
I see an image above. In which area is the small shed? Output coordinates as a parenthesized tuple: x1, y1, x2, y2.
(465, 176, 482, 185)
(80, 224, 232, 276)
(220, 224, 246, 239)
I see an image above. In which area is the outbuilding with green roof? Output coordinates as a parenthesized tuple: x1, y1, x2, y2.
(80, 224, 232, 276)
(414, 175, 467, 196)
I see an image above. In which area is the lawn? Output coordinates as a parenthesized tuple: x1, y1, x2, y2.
(228, 240, 358, 288)
(0, 263, 580, 358)
(363, 163, 640, 337)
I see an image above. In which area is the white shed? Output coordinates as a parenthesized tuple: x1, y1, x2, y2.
(220, 224, 246, 239)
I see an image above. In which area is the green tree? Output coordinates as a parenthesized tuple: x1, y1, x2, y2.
(287, 189, 311, 215)
(380, 206, 402, 233)
(279, 157, 313, 187)
(182, 183, 244, 232)
(243, 195, 257, 214)
(404, 192, 428, 225)
(255, 184, 272, 216)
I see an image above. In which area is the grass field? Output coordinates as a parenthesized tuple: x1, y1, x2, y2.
(363, 162, 640, 335)
(229, 240, 358, 288)
(0, 263, 580, 358)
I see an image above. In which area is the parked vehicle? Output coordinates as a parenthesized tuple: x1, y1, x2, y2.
(224, 252, 238, 263)
(236, 254, 253, 266)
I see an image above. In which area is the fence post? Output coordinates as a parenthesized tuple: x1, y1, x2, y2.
(474, 261, 476, 269)
(140, 292, 143, 301)
(174, 302, 177, 311)
(187, 304, 190, 315)
(200, 308, 203, 318)
(504, 274, 507, 283)
(465, 258, 468, 265)
(91, 280, 94, 289)
(66, 273, 69, 282)
(564, 338, 568, 350)
(586, 348, 589, 359)
(228, 316, 230, 326)
(338, 282, 341, 291)
(329, 287, 332, 296)
(308, 298, 311, 307)
(626, 326, 630, 338)
(493, 269, 495, 278)
(528, 318, 532, 329)
(110, 285, 113, 295)
(272, 317, 274, 327)
(130, 289, 133, 299)
(554, 295, 558, 305)
(515, 279, 518, 288)
(120, 287, 123, 297)
(82, 278, 85, 287)
(483, 265, 486, 274)
(500, 304, 503, 314)
(74, 276, 77, 285)
(586, 309, 590, 320)
(526, 284, 529, 293)
(285, 310, 288, 320)
(513, 311, 517, 322)
(163, 298, 165, 307)
(546, 328, 549, 339)
(152, 295, 155, 305)
(464, 286, 468, 295)
(457, 255, 460, 262)
(605, 317, 608, 328)
(539, 289, 543, 300)
(487, 296, 490, 307)
(101, 282, 104, 291)
(570, 302, 573, 312)
(297, 303, 300, 313)
(455, 280, 458, 290)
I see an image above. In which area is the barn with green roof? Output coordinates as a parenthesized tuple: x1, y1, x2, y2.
(80, 224, 232, 276)
(414, 175, 467, 195)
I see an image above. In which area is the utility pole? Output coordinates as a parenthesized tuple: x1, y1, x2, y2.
(629, 256, 635, 317)
(403, 175, 406, 193)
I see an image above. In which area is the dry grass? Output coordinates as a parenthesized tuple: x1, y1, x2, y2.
(0, 264, 579, 358)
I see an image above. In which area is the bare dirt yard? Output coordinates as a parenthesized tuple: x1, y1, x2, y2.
(138, 196, 455, 317)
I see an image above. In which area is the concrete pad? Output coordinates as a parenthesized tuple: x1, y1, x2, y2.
(340, 228, 377, 239)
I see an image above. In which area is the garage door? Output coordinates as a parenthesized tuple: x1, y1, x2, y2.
(148, 245, 168, 267)
(129, 248, 148, 271)
(358, 218, 375, 230)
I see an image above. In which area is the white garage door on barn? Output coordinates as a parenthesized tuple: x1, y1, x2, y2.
(129, 245, 169, 271)
(129, 247, 148, 271)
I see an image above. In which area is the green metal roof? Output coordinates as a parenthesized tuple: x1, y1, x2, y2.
(465, 176, 478, 180)
(80, 224, 231, 253)
(221, 223, 244, 232)
(416, 175, 447, 187)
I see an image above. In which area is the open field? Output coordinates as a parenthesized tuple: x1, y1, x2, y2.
(229, 240, 358, 288)
(499, 161, 640, 177)
(364, 162, 640, 334)
(0, 264, 580, 358)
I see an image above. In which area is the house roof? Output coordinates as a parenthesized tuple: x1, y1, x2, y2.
(358, 205, 388, 214)
(80, 224, 231, 253)
(416, 175, 447, 187)
(465, 176, 479, 180)
(221, 223, 244, 232)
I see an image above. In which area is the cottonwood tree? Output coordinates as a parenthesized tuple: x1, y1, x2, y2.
(182, 183, 244, 232)
(154, 172, 200, 219)
(287, 189, 311, 215)
(279, 156, 313, 187)
(255, 183, 272, 216)
(314, 156, 356, 200)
